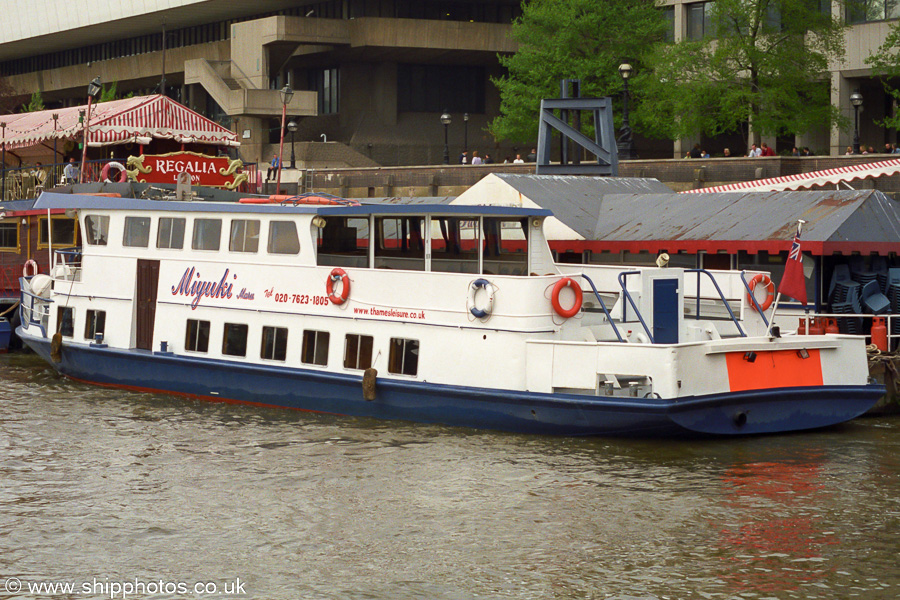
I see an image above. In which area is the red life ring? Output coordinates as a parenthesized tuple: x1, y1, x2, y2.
(100, 161, 128, 183)
(551, 277, 583, 318)
(746, 273, 775, 311)
(326, 268, 351, 305)
(23, 259, 39, 277)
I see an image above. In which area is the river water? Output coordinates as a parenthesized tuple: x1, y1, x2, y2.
(0, 352, 898, 600)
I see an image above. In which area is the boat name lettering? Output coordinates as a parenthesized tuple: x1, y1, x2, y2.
(353, 306, 426, 320)
(156, 159, 219, 176)
(171, 267, 235, 309)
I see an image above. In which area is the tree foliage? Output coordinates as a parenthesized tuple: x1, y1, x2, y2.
(22, 90, 45, 112)
(865, 21, 900, 130)
(634, 0, 846, 144)
(489, 0, 667, 144)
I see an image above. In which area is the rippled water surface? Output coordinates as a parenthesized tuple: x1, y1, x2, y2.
(1, 352, 898, 599)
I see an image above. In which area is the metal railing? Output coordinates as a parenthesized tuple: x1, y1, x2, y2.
(18, 277, 52, 337)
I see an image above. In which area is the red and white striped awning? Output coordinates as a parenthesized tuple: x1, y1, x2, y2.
(681, 158, 900, 193)
(0, 94, 239, 151)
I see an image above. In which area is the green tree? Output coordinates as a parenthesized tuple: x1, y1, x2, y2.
(99, 81, 118, 103)
(865, 21, 900, 130)
(635, 0, 846, 146)
(489, 0, 667, 144)
(22, 90, 44, 112)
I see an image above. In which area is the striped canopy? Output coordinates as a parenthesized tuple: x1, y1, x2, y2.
(0, 94, 239, 151)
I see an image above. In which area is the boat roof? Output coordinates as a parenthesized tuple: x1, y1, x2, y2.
(32, 193, 553, 218)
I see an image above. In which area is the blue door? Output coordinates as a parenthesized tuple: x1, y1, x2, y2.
(653, 279, 679, 344)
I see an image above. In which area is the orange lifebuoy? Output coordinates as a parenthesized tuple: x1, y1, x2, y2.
(746, 273, 775, 311)
(23, 259, 39, 277)
(100, 161, 127, 183)
(551, 277, 583, 319)
(326, 268, 350, 305)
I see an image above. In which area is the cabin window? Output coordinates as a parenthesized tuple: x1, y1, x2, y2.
(192, 218, 222, 251)
(185, 319, 210, 353)
(222, 323, 248, 357)
(83, 215, 109, 246)
(84, 309, 105, 340)
(57, 306, 74, 337)
(0, 220, 18, 251)
(157, 217, 186, 249)
(301, 330, 330, 366)
(230, 219, 260, 253)
(317, 217, 369, 268)
(431, 217, 479, 274)
(268, 221, 300, 254)
(375, 217, 425, 271)
(388, 338, 419, 376)
(261, 326, 288, 361)
(343, 333, 373, 370)
(123, 216, 151, 247)
(39, 216, 78, 248)
(482, 218, 528, 276)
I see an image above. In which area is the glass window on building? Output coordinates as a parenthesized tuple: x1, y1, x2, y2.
(397, 64, 486, 113)
(308, 68, 340, 114)
(0, 220, 18, 250)
(39, 217, 77, 248)
(686, 2, 714, 40)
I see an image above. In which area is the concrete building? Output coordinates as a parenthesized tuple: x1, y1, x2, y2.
(660, 0, 899, 157)
(0, 0, 521, 168)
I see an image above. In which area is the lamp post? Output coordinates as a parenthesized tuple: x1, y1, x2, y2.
(52, 113, 59, 172)
(850, 90, 863, 155)
(287, 120, 298, 169)
(276, 84, 294, 196)
(463, 112, 469, 154)
(1, 121, 6, 202)
(617, 63, 634, 161)
(80, 76, 102, 183)
(440, 110, 451, 165)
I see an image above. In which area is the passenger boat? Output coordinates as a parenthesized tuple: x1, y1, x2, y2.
(16, 192, 883, 436)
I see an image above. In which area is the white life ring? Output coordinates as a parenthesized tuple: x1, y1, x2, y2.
(101, 161, 128, 183)
(468, 278, 494, 319)
(23, 259, 39, 277)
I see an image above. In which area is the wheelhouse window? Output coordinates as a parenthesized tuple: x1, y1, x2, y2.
(40, 216, 77, 248)
(185, 319, 210, 353)
(83, 215, 109, 246)
(482, 218, 528, 276)
(317, 217, 369, 268)
(268, 221, 300, 254)
(222, 323, 248, 357)
(0, 220, 18, 251)
(123, 216, 151, 247)
(388, 338, 419, 376)
(375, 216, 425, 271)
(301, 330, 330, 366)
(431, 217, 479, 274)
(157, 217, 186, 249)
(343, 334, 373, 370)
(230, 219, 260, 253)
(192, 218, 222, 251)
(261, 326, 288, 361)
(84, 309, 105, 340)
(57, 306, 74, 337)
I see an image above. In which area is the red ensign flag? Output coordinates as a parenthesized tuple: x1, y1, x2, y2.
(778, 226, 807, 305)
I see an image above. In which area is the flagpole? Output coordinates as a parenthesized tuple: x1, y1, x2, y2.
(766, 219, 806, 337)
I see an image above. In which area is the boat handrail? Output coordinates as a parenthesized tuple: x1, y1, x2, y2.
(686, 269, 746, 337)
(616, 271, 655, 343)
(578, 273, 625, 343)
(18, 282, 53, 337)
(739, 270, 770, 328)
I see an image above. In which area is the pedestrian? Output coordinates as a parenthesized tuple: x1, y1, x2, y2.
(700, 149, 710, 158)
(266, 155, 279, 181)
(791, 147, 800, 157)
(748, 144, 762, 157)
(760, 142, 775, 157)
(471, 150, 483, 165)
(484, 154, 493, 164)
(63, 157, 78, 184)
(526, 148, 536, 162)
(723, 148, 732, 157)
(32, 162, 48, 187)
(458, 151, 468, 164)
(513, 154, 524, 163)
(689, 143, 701, 158)
(845, 146, 853, 155)
(885, 143, 893, 154)
(893, 143, 900, 154)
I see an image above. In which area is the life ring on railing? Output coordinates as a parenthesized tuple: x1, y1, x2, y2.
(101, 161, 128, 183)
(22, 259, 39, 277)
(746, 273, 775, 312)
(326, 268, 351, 305)
(551, 277, 583, 319)
(468, 278, 494, 319)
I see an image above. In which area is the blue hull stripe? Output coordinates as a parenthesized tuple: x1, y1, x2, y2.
(19, 330, 884, 437)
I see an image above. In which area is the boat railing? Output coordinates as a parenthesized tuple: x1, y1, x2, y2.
(790, 312, 898, 351)
(739, 270, 770, 328)
(686, 269, 746, 337)
(616, 271, 655, 343)
(52, 247, 82, 282)
(578, 274, 625, 342)
(18, 279, 53, 337)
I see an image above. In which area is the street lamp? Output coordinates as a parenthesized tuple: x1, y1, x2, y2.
(1, 122, 6, 202)
(463, 112, 469, 155)
(850, 90, 863, 155)
(617, 63, 634, 161)
(52, 113, 59, 176)
(287, 120, 298, 169)
(440, 110, 451, 165)
(80, 76, 102, 183)
(276, 84, 294, 195)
